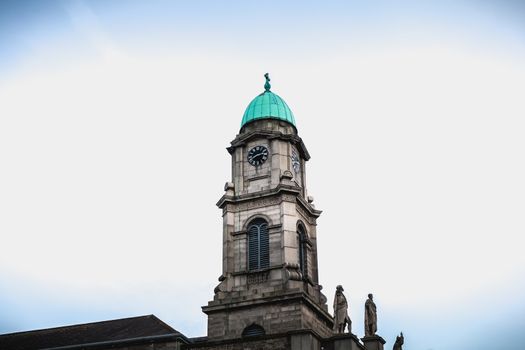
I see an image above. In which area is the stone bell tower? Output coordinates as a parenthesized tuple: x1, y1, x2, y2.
(202, 74, 333, 340)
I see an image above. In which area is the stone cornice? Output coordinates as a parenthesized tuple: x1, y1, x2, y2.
(227, 130, 311, 160)
(217, 185, 322, 219)
(184, 329, 328, 349)
(297, 195, 322, 218)
(230, 263, 282, 276)
(216, 184, 300, 208)
(202, 291, 333, 326)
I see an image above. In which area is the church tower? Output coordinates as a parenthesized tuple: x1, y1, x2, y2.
(203, 75, 333, 340)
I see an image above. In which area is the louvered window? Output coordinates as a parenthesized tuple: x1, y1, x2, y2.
(248, 219, 269, 271)
(298, 226, 308, 278)
(242, 324, 265, 337)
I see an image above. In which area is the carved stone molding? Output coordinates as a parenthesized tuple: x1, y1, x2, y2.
(232, 196, 282, 212)
(297, 195, 322, 217)
(232, 224, 282, 236)
(296, 205, 317, 226)
(281, 193, 297, 202)
(246, 271, 270, 285)
(284, 263, 302, 281)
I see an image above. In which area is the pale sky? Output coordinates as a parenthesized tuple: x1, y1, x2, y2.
(1, 1, 525, 350)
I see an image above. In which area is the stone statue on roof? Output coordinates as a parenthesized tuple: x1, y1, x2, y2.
(333, 285, 352, 333)
(364, 293, 377, 336)
(393, 332, 404, 350)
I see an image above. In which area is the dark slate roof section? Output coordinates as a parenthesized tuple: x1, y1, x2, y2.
(0, 314, 189, 350)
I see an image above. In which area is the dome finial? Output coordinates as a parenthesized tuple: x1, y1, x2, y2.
(264, 73, 271, 92)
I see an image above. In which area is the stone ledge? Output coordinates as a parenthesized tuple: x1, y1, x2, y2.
(217, 184, 301, 208)
(217, 185, 321, 218)
(183, 331, 288, 350)
(203, 291, 333, 326)
(184, 329, 327, 350)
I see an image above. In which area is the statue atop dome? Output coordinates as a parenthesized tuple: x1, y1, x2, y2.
(264, 73, 271, 91)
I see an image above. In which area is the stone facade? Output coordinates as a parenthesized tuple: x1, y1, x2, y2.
(183, 331, 366, 350)
(204, 118, 332, 340)
(184, 333, 290, 350)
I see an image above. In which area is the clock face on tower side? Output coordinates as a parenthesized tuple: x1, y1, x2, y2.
(291, 150, 300, 173)
(247, 145, 269, 166)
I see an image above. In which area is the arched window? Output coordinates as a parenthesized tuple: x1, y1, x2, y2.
(242, 324, 265, 337)
(248, 218, 269, 271)
(297, 225, 308, 278)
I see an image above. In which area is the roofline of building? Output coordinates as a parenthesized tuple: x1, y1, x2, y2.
(40, 333, 190, 350)
(0, 314, 163, 337)
(0, 314, 191, 349)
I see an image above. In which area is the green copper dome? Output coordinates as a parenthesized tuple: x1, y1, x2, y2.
(240, 74, 296, 128)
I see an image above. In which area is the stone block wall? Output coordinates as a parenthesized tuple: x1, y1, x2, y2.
(300, 303, 334, 338)
(183, 334, 289, 350)
(206, 299, 303, 340)
(183, 330, 331, 350)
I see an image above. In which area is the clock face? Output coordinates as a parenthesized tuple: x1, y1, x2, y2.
(247, 145, 269, 166)
(291, 150, 300, 173)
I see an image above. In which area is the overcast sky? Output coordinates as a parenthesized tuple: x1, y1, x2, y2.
(1, 1, 525, 350)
